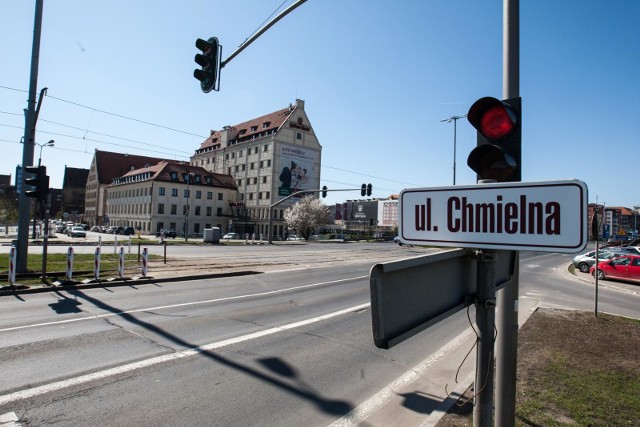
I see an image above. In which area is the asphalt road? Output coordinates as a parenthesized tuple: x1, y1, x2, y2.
(1, 245, 638, 426)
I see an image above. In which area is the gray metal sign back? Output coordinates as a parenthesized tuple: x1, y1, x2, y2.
(370, 249, 515, 349)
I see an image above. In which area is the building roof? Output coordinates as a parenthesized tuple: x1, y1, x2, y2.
(112, 161, 237, 190)
(62, 166, 90, 189)
(94, 150, 173, 184)
(196, 102, 299, 152)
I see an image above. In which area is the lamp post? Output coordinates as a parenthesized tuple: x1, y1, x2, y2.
(32, 139, 54, 239)
(184, 172, 194, 242)
(440, 115, 467, 185)
(36, 139, 54, 166)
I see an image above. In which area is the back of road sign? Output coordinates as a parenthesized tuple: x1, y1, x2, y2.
(370, 249, 476, 349)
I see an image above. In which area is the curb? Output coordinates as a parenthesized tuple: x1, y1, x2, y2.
(0, 270, 263, 297)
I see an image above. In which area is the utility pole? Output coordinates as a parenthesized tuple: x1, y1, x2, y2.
(16, 0, 44, 273)
(440, 115, 467, 185)
(495, 0, 520, 425)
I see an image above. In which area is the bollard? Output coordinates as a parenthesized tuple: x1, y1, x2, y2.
(66, 246, 74, 281)
(128, 236, 132, 254)
(118, 246, 125, 278)
(94, 246, 101, 280)
(137, 242, 141, 263)
(164, 240, 167, 264)
(98, 235, 102, 250)
(141, 247, 148, 277)
(8, 245, 16, 286)
(114, 235, 118, 254)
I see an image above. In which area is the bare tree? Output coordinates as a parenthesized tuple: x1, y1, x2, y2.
(283, 196, 329, 239)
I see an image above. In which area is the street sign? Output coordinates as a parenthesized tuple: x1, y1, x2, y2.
(399, 180, 587, 253)
(369, 249, 516, 349)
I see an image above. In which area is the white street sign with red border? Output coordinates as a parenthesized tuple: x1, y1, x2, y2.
(399, 180, 588, 253)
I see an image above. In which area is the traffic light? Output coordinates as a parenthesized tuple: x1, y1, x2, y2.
(466, 97, 521, 182)
(24, 165, 49, 202)
(322, 186, 328, 198)
(194, 37, 221, 93)
(366, 183, 372, 197)
(361, 184, 366, 197)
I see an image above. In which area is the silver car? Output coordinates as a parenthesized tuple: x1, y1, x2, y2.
(572, 249, 625, 273)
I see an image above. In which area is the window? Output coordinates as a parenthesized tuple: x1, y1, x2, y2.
(218, 193, 223, 201)
(267, 159, 271, 167)
(251, 126, 258, 132)
(170, 222, 176, 231)
(159, 187, 165, 196)
(264, 145, 268, 152)
(251, 163, 255, 170)
(184, 189, 190, 198)
(171, 188, 178, 197)
(262, 176, 267, 184)
(216, 207, 222, 216)
(206, 207, 212, 216)
(296, 132, 302, 140)
(196, 191, 202, 199)
(158, 204, 165, 214)
(195, 206, 201, 216)
(207, 191, 213, 200)
(265, 191, 270, 199)
(171, 204, 177, 215)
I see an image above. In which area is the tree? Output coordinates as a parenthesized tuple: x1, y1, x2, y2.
(283, 196, 329, 239)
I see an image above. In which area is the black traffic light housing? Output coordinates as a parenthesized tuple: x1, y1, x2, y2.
(361, 184, 366, 197)
(194, 37, 221, 93)
(467, 96, 521, 182)
(321, 186, 328, 198)
(366, 183, 372, 197)
(24, 165, 49, 202)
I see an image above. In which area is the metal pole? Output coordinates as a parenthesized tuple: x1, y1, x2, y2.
(496, 0, 519, 425)
(16, 0, 44, 273)
(41, 193, 50, 280)
(473, 250, 497, 427)
(453, 119, 457, 185)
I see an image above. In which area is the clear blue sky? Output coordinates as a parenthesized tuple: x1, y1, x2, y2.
(2, 0, 639, 210)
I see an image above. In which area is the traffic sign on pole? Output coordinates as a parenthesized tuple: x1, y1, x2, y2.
(399, 180, 588, 253)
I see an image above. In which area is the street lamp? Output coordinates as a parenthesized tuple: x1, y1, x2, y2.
(184, 172, 194, 242)
(36, 139, 54, 166)
(440, 115, 467, 185)
(31, 139, 54, 239)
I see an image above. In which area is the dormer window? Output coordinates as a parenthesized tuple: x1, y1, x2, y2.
(170, 172, 178, 181)
(205, 176, 212, 184)
(262, 122, 270, 129)
(195, 175, 202, 184)
(250, 125, 258, 132)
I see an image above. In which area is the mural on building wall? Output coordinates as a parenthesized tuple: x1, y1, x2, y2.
(277, 144, 318, 197)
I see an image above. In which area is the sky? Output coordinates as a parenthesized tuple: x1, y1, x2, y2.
(1, 0, 639, 210)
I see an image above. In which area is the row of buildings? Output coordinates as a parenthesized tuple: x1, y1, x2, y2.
(5, 98, 637, 241)
(5, 99, 400, 239)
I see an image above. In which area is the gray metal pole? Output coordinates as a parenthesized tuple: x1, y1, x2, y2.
(496, 0, 520, 425)
(17, 0, 44, 273)
(473, 250, 497, 427)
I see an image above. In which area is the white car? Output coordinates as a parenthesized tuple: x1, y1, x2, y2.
(286, 235, 304, 241)
(222, 233, 240, 240)
(68, 226, 86, 238)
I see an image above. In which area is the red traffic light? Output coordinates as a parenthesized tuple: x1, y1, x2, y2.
(468, 97, 517, 141)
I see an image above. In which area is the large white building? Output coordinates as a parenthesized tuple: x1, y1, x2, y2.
(190, 99, 322, 239)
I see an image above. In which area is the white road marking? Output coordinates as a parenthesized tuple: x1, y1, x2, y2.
(0, 275, 367, 333)
(327, 328, 474, 427)
(0, 302, 370, 406)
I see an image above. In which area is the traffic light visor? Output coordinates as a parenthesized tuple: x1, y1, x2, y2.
(467, 144, 516, 182)
(468, 97, 517, 141)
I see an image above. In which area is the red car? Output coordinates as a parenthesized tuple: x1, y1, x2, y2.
(590, 255, 640, 283)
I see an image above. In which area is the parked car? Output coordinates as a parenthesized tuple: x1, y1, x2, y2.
(590, 255, 640, 283)
(68, 226, 86, 238)
(120, 226, 135, 235)
(90, 225, 101, 232)
(572, 250, 624, 273)
(55, 225, 67, 234)
(222, 233, 240, 240)
(286, 234, 304, 241)
(156, 229, 177, 238)
(111, 226, 125, 235)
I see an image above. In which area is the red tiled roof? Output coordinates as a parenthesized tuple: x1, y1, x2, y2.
(95, 150, 173, 184)
(116, 161, 237, 189)
(197, 104, 296, 151)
